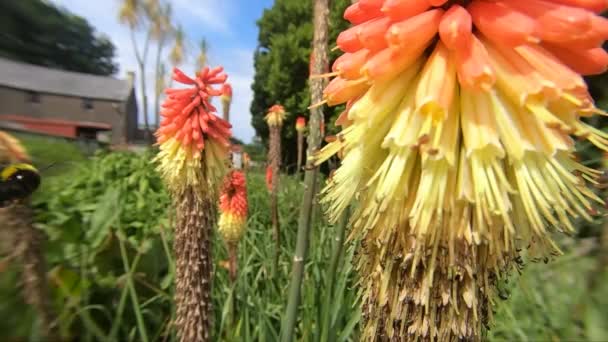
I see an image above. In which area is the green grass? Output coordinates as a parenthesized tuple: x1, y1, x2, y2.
(1, 135, 608, 341)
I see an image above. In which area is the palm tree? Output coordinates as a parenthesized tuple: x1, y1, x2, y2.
(118, 0, 155, 142)
(150, 2, 173, 128)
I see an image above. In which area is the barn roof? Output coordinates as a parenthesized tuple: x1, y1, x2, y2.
(0, 57, 133, 101)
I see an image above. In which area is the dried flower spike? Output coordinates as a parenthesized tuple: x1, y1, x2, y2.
(316, 1, 608, 341)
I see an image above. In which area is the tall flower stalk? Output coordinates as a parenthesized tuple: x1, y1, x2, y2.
(314, 1, 608, 340)
(265, 104, 286, 274)
(296, 116, 306, 173)
(154, 66, 232, 342)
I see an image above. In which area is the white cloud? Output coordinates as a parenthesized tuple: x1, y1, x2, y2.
(48, 0, 257, 142)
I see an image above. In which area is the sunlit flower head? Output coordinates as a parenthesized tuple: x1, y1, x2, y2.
(265, 104, 286, 127)
(154, 67, 232, 197)
(218, 170, 248, 243)
(316, 1, 608, 340)
(295, 116, 307, 132)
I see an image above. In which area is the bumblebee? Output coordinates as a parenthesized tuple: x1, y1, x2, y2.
(0, 163, 41, 207)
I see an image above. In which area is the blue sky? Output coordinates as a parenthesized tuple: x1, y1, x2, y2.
(50, 0, 274, 143)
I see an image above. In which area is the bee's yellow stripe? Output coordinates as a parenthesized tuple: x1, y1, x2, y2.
(1, 163, 38, 181)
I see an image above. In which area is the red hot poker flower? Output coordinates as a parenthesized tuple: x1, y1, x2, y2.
(155, 66, 232, 196)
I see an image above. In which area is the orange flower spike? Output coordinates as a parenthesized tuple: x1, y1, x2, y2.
(543, 44, 608, 75)
(382, 0, 430, 21)
(296, 116, 307, 131)
(467, 1, 539, 47)
(344, 2, 382, 24)
(387, 9, 444, 49)
(550, 0, 608, 13)
(439, 5, 473, 51)
(455, 35, 496, 91)
(221, 83, 233, 100)
(218, 170, 248, 244)
(154, 66, 232, 195)
(332, 49, 370, 80)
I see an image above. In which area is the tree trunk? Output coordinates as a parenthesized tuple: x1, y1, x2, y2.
(280, 0, 329, 340)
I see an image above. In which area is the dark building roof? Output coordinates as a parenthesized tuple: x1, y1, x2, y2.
(0, 57, 133, 101)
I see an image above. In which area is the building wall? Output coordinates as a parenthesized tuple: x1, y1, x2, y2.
(0, 86, 132, 144)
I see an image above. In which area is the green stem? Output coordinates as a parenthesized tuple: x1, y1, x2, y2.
(280, 1, 329, 339)
(320, 208, 349, 342)
(118, 234, 150, 342)
(108, 251, 143, 341)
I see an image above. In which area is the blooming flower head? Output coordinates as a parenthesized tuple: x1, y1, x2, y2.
(316, 1, 608, 340)
(218, 170, 248, 243)
(221, 83, 232, 104)
(265, 104, 286, 127)
(295, 116, 307, 132)
(154, 66, 232, 196)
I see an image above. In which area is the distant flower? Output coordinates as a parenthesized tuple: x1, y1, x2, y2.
(218, 170, 248, 243)
(316, 1, 608, 340)
(295, 116, 306, 132)
(221, 83, 233, 104)
(154, 66, 232, 197)
(265, 104, 286, 127)
(265, 165, 273, 192)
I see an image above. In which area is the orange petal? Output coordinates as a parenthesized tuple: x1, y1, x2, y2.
(323, 77, 370, 106)
(543, 44, 608, 75)
(468, 0, 539, 47)
(508, 0, 593, 43)
(357, 17, 392, 52)
(332, 49, 370, 80)
(337, 26, 363, 53)
(381, 0, 430, 21)
(439, 5, 472, 50)
(386, 9, 444, 49)
(549, 0, 608, 13)
(344, 2, 382, 24)
(455, 35, 495, 91)
(362, 44, 427, 81)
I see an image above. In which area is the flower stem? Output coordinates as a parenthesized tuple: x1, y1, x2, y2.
(280, 0, 329, 340)
(320, 207, 349, 342)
